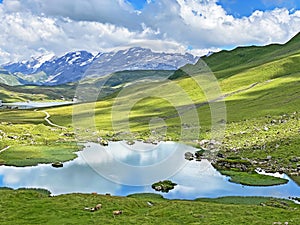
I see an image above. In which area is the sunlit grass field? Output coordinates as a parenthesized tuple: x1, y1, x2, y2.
(0, 32, 300, 225)
(0, 189, 299, 225)
(1, 49, 299, 166)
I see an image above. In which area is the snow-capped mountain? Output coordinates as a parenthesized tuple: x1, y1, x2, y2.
(38, 51, 94, 84)
(85, 47, 197, 77)
(4, 53, 56, 75)
(4, 51, 94, 85)
(3, 47, 199, 85)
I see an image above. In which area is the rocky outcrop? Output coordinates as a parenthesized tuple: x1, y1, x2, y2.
(184, 149, 205, 161)
(197, 139, 221, 151)
(212, 158, 252, 172)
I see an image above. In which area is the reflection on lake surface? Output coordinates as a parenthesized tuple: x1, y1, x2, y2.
(0, 141, 299, 199)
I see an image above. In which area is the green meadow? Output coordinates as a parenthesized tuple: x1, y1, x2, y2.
(1, 34, 300, 179)
(0, 189, 299, 225)
(0, 33, 299, 224)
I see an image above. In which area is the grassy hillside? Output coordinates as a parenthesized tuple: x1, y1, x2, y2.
(202, 32, 300, 79)
(17, 71, 49, 84)
(0, 32, 300, 224)
(0, 33, 300, 181)
(0, 68, 21, 86)
(0, 83, 75, 102)
(47, 33, 300, 183)
(0, 70, 174, 103)
(0, 189, 298, 225)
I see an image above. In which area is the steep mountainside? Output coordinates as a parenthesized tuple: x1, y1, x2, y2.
(0, 68, 20, 86)
(173, 32, 300, 80)
(3, 48, 198, 86)
(202, 32, 300, 79)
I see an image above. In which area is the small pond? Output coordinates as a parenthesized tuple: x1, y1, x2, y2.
(0, 141, 299, 199)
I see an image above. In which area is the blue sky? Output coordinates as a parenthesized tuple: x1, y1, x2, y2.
(218, 0, 300, 17)
(5, 0, 298, 15)
(128, 0, 300, 17)
(127, 0, 147, 10)
(0, 0, 300, 63)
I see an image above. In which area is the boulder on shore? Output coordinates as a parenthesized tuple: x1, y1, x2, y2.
(99, 139, 108, 146)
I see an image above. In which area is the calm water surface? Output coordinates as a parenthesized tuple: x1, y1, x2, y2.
(0, 141, 299, 199)
(2, 101, 73, 109)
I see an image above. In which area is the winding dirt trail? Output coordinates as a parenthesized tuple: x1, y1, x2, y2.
(39, 110, 67, 129)
(0, 146, 10, 154)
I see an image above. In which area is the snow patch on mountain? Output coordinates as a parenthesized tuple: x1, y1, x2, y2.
(33, 53, 56, 69)
(3, 48, 199, 85)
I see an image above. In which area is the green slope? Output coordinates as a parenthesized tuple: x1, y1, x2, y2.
(4, 32, 299, 140)
(202, 32, 300, 79)
(172, 32, 300, 82)
(47, 32, 300, 184)
(0, 83, 75, 102)
(0, 189, 299, 225)
(0, 33, 300, 183)
(0, 68, 21, 86)
(0, 70, 174, 103)
(14, 71, 49, 84)
(1, 31, 300, 225)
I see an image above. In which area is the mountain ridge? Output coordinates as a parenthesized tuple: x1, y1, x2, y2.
(3, 47, 198, 86)
(171, 31, 300, 80)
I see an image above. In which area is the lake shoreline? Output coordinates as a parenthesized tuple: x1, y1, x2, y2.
(1, 141, 299, 201)
(0, 140, 298, 188)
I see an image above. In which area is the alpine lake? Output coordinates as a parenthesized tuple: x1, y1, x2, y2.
(0, 141, 299, 201)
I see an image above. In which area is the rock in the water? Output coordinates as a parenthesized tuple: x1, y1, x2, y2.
(184, 152, 194, 160)
(152, 180, 177, 193)
(52, 162, 63, 168)
(126, 140, 135, 145)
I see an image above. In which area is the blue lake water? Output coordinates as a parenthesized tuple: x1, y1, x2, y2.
(1, 101, 73, 109)
(0, 141, 299, 199)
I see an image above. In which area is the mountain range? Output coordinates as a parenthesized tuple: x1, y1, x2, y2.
(2, 47, 198, 86)
(1, 31, 299, 104)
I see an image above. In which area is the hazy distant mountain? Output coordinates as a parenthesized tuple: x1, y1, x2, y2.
(0, 67, 21, 86)
(3, 48, 198, 86)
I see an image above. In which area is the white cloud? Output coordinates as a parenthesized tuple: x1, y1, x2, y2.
(145, 0, 300, 48)
(3, 0, 141, 28)
(0, 0, 300, 64)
